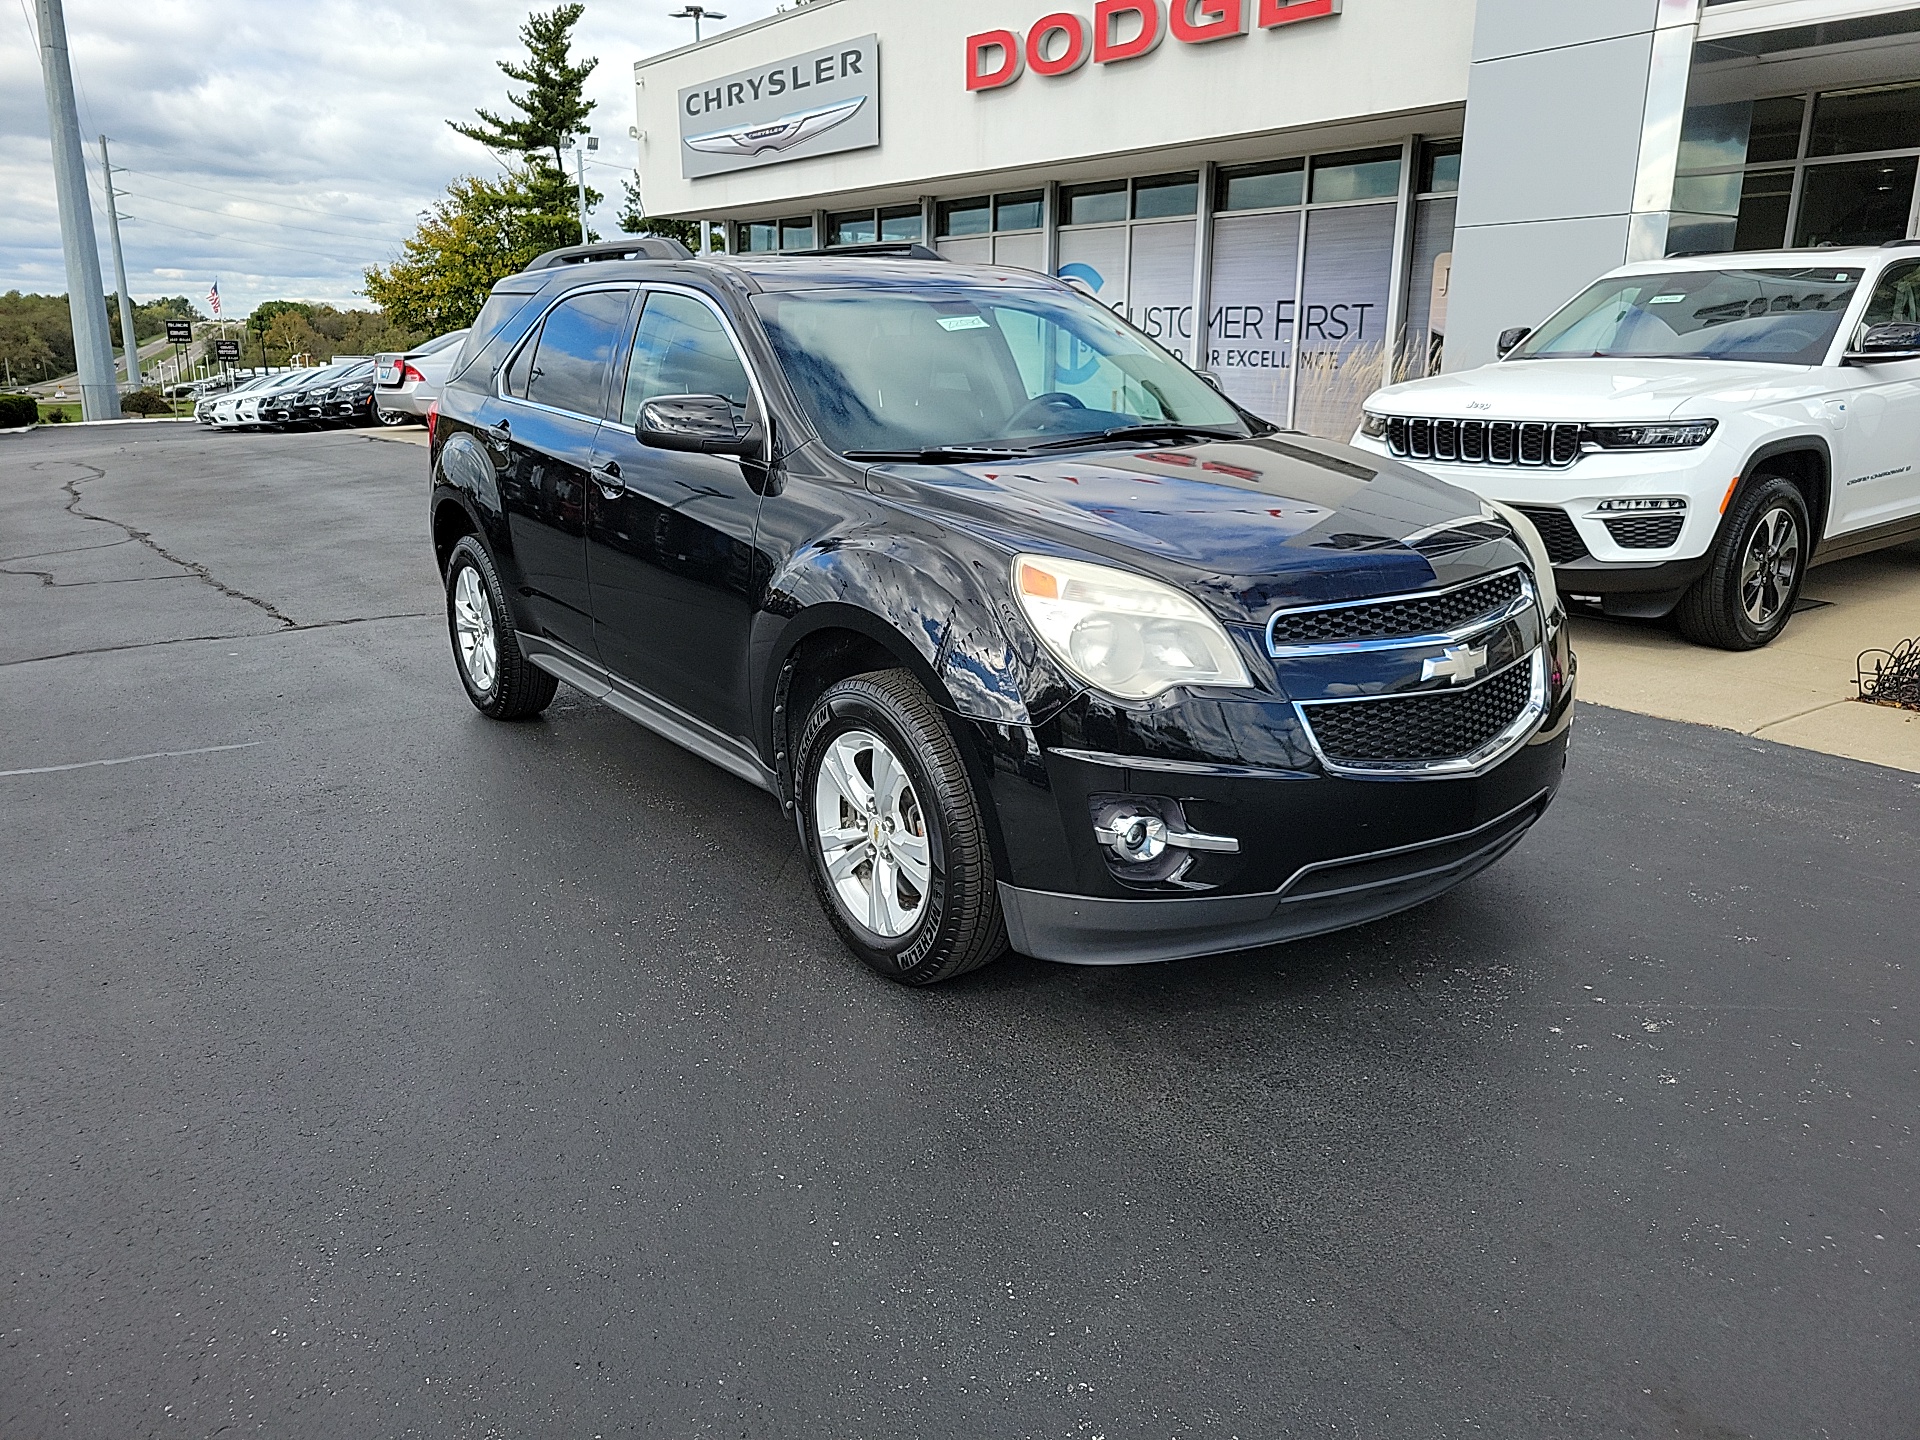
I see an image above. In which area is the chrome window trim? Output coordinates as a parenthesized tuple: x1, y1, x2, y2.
(1292, 649, 1551, 781)
(1265, 566, 1536, 658)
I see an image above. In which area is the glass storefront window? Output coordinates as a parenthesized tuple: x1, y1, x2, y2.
(828, 210, 878, 247)
(1809, 82, 1920, 158)
(1062, 181, 1128, 226)
(1310, 148, 1402, 204)
(1133, 173, 1198, 219)
(937, 197, 991, 237)
(738, 221, 778, 253)
(1797, 156, 1920, 247)
(995, 191, 1044, 231)
(1217, 160, 1304, 212)
(879, 205, 924, 243)
(1419, 141, 1461, 195)
(1749, 96, 1807, 164)
(780, 217, 816, 251)
(1734, 170, 1794, 250)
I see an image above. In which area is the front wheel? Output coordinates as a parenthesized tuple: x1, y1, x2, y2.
(795, 670, 1007, 985)
(1675, 475, 1810, 650)
(444, 535, 557, 719)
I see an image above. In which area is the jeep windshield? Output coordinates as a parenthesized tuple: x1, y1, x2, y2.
(1512, 267, 1863, 367)
(751, 284, 1253, 457)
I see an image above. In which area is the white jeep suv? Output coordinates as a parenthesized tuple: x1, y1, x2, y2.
(1353, 245, 1920, 649)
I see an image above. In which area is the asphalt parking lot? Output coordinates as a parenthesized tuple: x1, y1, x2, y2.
(3, 423, 1917, 1439)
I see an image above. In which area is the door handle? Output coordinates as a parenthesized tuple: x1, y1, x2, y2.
(592, 460, 623, 498)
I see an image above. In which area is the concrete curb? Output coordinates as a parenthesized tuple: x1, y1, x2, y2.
(1, 417, 198, 434)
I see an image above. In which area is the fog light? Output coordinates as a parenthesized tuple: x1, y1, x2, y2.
(1098, 807, 1169, 863)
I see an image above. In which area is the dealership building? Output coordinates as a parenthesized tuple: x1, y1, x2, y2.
(633, 0, 1920, 434)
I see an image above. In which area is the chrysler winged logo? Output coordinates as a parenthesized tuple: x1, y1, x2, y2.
(685, 96, 868, 157)
(1422, 643, 1490, 686)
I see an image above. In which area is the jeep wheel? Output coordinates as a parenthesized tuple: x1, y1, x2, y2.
(1675, 476, 1810, 650)
(444, 535, 557, 720)
(796, 669, 1007, 985)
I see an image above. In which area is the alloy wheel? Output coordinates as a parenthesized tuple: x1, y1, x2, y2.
(812, 729, 931, 939)
(452, 565, 499, 693)
(1739, 505, 1801, 628)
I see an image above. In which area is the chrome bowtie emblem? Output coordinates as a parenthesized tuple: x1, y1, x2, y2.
(1423, 643, 1490, 685)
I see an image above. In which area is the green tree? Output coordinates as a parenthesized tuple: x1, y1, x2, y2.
(615, 175, 721, 253)
(450, 4, 601, 221)
(365, 173, 573, 335)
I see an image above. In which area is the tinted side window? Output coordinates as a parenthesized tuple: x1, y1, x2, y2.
(524, 288, 633, 417)
(621, 292, 753, 425)
(1862, 261, 1920, 328)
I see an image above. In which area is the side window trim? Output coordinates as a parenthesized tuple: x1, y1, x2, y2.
(625, 283, 770, 428)
(494, 283, 639, 421)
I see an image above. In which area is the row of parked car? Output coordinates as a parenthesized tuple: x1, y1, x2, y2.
(189, 328, 469, 431)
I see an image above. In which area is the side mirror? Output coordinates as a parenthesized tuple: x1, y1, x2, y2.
(636, 394, 763, 456)
(1496, 326, 1533, 359)
(1845, 322, 1920, 364)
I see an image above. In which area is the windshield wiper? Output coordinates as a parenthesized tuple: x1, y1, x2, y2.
(843, 446, 1030, 463)
(1025, 423, 1245, 451)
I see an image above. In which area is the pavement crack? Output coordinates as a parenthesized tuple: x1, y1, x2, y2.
(53, 462, 298, 628)
(0, 612, 437, 669)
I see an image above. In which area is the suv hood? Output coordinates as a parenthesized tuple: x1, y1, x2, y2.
(863, 434, 1533, 622)
(1368, 357, 1820, 422)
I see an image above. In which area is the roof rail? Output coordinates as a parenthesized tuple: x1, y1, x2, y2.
(781, 243, 948, 261)
(523, 236, 694, 270)
(1883, 236, 1920, 249)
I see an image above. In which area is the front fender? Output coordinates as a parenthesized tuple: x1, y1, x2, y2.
(755, 536, 1080, 740)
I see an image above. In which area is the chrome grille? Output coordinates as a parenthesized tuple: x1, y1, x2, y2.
(1386, 417, 1583, 469)
(1603, 514, 1684, 549)
(1267, 570, 1527, 651)
(1299, 659, 1538, 768)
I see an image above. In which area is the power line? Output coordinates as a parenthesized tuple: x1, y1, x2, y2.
(122, 211, 368, 267)
(115, 165, 410, 226)
(116, 185, 404, 245)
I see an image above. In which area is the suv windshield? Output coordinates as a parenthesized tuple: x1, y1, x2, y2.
(752, 284, 1249, 455)
(1514, 267, 1863, 366)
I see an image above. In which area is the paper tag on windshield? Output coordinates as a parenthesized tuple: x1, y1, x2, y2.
(1648, 294, 1687, 305)
(937, 315, 990, 331)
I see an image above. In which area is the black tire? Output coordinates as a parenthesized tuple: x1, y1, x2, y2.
(444, 535, 557, 720)
(1675, 475, 1811, 651)
(794, 669, 1007, 985)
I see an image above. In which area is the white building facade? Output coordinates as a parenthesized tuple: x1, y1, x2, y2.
(634, 0, 1920, 434)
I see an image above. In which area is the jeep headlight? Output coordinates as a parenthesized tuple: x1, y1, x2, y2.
(1584, 420, 1717, 450)
(1359, 411, 1388, 439)
(1014, 555, 1252, 702)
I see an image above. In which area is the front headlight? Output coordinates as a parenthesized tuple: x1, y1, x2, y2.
(1013, 555, 1252, 701)
(1584, 420, 1717, 450)
(1358, 411, 1388, 439)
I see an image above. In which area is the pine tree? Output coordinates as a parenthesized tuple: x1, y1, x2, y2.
(451, 4, 601, 218)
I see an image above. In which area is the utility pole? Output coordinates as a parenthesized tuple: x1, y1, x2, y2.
(98, 135, 140, 391)
(572, 134, 597, 245)
(33, 0, 119, 419)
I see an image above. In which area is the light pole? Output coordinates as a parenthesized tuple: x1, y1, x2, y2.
(98, 136, 140, 391)
(569, 134, 597, 245)
(670, 5, 725, 43)
(32, 0, 119, 419)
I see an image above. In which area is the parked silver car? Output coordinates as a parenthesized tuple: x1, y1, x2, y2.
(372, 329, 469, 426)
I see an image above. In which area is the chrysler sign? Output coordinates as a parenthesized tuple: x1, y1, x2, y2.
(968, 0, 1338, 91)
(679, 34, 880, 178)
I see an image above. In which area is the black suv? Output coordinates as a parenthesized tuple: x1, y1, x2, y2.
(429, 241, 1576, 984)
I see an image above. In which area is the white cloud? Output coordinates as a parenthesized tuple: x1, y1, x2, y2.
(1, 0, 785, 314)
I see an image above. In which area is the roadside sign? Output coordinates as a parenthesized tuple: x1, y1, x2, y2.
(165, 320, 193, 344)
(214, 340, 241, 362)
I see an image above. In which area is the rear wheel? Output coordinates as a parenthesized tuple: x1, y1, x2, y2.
(1676, 475, 1810, 650)
(795, 670, 1007, 985)
(375, 406, 409, 427)
(444, 535, 557, 719)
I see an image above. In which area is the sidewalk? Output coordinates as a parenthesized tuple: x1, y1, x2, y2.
(1569, 541, 1920, 773)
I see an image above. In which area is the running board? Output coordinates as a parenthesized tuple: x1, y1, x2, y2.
(519, 634, 779, 797)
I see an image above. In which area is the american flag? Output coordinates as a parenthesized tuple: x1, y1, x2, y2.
(207, 280, 221, 318)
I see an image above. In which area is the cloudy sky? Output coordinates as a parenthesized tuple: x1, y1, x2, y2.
(2, 0, 786, 316)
